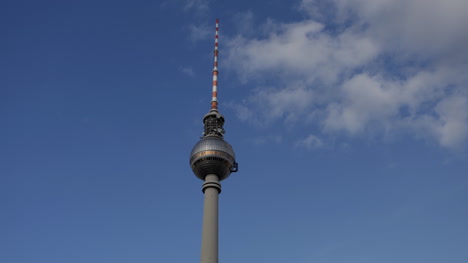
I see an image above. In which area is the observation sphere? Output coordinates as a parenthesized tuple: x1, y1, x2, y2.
(190, 135, 236, 181)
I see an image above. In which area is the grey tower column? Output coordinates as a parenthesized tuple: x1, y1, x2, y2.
(200, 174, 221, 263)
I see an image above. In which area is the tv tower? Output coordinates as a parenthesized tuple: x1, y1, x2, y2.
(189, 19, 238, 263)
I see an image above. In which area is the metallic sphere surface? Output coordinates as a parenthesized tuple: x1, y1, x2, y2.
(190, 135, 236, 181)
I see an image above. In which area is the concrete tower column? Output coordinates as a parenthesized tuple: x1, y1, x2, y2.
(200, 174, 221, 263)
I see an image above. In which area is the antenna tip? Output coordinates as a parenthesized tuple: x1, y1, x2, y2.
(216, 18, 219, 23)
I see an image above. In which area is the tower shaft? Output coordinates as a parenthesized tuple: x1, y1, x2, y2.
(200, 174, 221, 263)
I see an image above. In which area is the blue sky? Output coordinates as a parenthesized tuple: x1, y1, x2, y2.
(2, 0, 468, 262)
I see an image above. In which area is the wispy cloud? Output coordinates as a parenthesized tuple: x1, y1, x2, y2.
(254, 135, 283, 145)
(180, 66, 195, 77)
(183, 0, 210, 15)
(188, 24, 211, 42)
(225, 1, 468, 150)
(232, 11, 255, 37)
(295, 134, 323, 150)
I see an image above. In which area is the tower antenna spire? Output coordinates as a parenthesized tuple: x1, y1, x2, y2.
(211, 18, 220, 110)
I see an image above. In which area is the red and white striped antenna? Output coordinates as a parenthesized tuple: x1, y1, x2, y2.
(211, 18, 220, 110)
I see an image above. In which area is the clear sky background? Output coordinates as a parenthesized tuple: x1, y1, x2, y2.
(2, 0, 468, 262)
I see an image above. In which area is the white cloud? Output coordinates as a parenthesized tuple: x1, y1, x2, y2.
(225, 1, 468, 149)
(183, 0, 210, 15)
(328, 0, 468, 62)
(228, 84, 316, 125)
(296, 134, 323, 150)
(226, 20, 379, 85)
(433, 96, 468, 149)
(324, 74, 400, 134)
(188, 24, 211, 42)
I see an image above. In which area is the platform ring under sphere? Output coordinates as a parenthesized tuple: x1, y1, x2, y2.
(190, 135, 236, 181)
